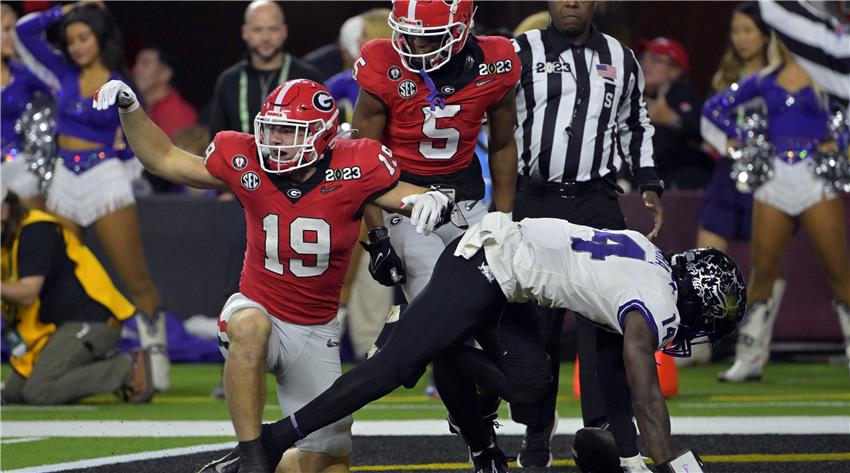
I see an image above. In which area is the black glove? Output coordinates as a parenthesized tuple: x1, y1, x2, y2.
(656, 449, 705, 473)
(359, 226, 406, 286)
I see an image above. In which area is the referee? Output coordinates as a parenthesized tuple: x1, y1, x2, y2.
(508, 1, 664, 469)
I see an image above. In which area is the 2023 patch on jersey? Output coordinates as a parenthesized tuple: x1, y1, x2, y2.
(205, 131, 399, 324)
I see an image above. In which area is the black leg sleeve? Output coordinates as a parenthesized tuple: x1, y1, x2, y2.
(263, 240, 507, 459)
(433, 350, 492, 452)
(577, 316, 607, 427)
(508, 304, 564, 429)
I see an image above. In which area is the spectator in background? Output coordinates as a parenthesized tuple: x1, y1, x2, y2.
(687, 2, 773, 366)
(325, 9, 392, 123)
(325, 14, 363, 123)
(704, 35, 850, 382)
(1, 189, 153, 405)
(133, 46, 198, 194)
(132, 46, 197, 138)
(1, 3, 52, 210)
(640, 37, 712, 189)
(208, 0, 321, 137)
(15, 2, 170, 391)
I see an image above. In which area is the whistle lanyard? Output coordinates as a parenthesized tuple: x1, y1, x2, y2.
(238, 54, 291, 132)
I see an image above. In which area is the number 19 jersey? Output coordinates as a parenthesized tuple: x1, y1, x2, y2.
(205, 131, 399, 325)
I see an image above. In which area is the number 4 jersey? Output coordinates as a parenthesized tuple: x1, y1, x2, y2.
(353, 36, 519, 197)
(205, 131, 399, 325)
(456, 213, 681, 350)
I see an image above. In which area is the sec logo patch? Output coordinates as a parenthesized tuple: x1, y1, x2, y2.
(241, 171, 260, 190)
(398, 80, 417, 99)
(231, 154, 248, 170)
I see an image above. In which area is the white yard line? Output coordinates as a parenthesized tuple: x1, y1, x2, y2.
(2, 417, 848, 473)
(3, 441, 236, 473)
(0, 437, 46, 444)
(2, 416, 848, 439)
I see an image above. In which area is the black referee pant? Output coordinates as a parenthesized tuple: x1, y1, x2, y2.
(507, 176, 639, 458)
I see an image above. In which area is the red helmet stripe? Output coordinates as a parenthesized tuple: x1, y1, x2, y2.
(407, 0, 417, 19)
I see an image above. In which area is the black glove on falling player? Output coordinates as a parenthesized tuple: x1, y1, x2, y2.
(360, 226, 406, 286)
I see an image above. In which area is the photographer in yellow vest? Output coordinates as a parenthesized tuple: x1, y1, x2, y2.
(1, 189, 153, 404)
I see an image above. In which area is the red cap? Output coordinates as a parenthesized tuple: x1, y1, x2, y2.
(644, 37, 689, 72)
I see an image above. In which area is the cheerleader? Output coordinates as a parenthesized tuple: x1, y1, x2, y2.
(16, 2, 170, 390)
(703, 34, 850, 381)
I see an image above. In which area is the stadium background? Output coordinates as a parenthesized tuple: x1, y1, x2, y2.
(2, 1, 850, 472)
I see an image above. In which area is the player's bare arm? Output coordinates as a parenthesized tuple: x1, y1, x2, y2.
(485, 88, 518, 213)
(93, 80, 227, 191)
(622, 310, 674, 463)
(0, 276, 45, 306)
(353, 89, 391, 230)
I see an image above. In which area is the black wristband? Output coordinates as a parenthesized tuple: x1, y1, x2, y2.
(639, 179, 665, 197)
(367, 226, 389, 242)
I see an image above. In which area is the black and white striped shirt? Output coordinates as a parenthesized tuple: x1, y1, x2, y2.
(759, 0, 850, 107)
(513, 25, 660, 187)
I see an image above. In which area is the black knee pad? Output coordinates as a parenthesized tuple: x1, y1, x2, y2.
(503, 352, 551, 404)
(572, 427, 621, 473)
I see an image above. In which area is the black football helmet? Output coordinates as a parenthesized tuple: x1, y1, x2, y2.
(664, 247, 747, 357)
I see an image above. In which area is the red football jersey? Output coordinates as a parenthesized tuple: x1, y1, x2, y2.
(354, 36, 520, 177)
(205, 132, 399, 325)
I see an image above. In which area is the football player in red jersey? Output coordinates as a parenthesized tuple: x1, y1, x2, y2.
(351, 0, 520, 467)
(93, 78, 451, 473)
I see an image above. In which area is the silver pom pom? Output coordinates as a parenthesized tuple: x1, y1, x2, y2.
(14, 95, 57, 193)
(810, 110, 850, 194)
(729, 113, 774, 193)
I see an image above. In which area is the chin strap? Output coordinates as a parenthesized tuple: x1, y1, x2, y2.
(419, 68, 446, 111)
(328, 128, 357, 150)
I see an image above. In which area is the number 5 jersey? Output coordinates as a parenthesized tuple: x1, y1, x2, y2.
(205, 131, 399, 325)
(353, 36, 519, 200)
(456, 212, 681, 350)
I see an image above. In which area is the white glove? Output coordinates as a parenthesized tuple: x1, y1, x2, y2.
(620, 454, 652, 472)
(93, 79, 139, 113)
(401, 190, 450, 235)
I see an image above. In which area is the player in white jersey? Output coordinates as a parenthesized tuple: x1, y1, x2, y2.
(201, 212, 746, 473)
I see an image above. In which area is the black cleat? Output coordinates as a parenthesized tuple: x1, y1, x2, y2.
(472, 444, 511, 473)
(196, 448, 240, 473)
(516, 412, 558, 468)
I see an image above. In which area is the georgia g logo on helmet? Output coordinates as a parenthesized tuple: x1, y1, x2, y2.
(312, 92, 335, 113)
(254, 80, 340, 174)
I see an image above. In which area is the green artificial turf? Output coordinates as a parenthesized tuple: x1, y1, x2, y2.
(1, 361, 848, 470)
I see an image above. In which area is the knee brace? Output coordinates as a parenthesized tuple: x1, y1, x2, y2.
(503, 351, 552, 405)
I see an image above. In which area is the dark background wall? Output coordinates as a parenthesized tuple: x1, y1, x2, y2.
(11, 1, 737, 109)
(84, 193, 850, 344)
